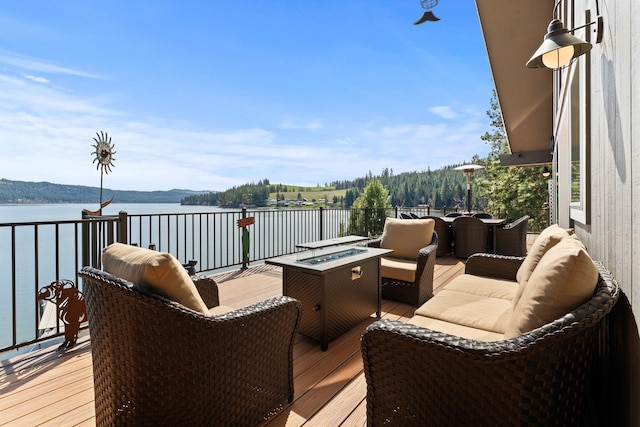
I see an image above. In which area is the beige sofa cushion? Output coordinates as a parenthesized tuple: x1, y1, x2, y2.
(504, 234, 598, 338)
(512, 224, 572, 307)
(380, 218, 435, 261)
(414, 289, 513, 334)
(516, 224, 570, 285)
(102, 243, 209, 314)
(407, 315, 504, 342)
(380, 257, 417, 283)
(443, 274, 518, 301)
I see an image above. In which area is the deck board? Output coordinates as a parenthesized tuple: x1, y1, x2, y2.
(0, 256, 474, 426)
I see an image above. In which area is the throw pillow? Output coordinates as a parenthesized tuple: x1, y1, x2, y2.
(512, 224, 571, 307)
(102, 243, 209, 314)
(505, 234, 598, 338)
(380, 218, 435, 261)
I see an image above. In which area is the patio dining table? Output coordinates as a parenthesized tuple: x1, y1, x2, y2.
(441, 216, 506, 253)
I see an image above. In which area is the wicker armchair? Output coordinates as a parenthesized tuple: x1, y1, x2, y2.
(494, 215, 530, 257)
(452, 216, 489, 258)
(361, 259, 619, 427)
(367, 231, 438, 306)
(422, 215, 451, 257)
(79, 266, 302, 427)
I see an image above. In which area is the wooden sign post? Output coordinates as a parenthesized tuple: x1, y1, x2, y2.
(237, 215, 255, 270)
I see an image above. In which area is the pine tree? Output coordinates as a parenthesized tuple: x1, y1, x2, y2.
(475, 91, 549, 231)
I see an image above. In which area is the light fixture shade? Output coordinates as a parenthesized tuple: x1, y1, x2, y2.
(526, 19, 592, 69)
(413, 10, 440, 25)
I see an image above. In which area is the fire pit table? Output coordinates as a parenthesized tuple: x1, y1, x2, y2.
(266, 237, 392, 350)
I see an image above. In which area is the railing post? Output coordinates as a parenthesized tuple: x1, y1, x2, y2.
(319, 207, 324, 241)
(394, 206, 398, 218)
(364, 207, 371, 237)
(241, 208, 248, 271)
(118, 211, 128, 244)
(81, 215, 89, 269)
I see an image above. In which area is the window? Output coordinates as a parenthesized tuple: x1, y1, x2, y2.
(568, 9, 591, 224)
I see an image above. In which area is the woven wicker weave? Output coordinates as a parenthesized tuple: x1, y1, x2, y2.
(422, 215, 452, 257)
(494, 215, 530, 257)
(367, 232, 438, 306)
(361, 259, 619, 427)
(452, 216, 489, 258)
(79, 266, 301, 427)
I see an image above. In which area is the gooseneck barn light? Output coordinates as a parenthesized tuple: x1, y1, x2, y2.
(526, 0, 603, 69)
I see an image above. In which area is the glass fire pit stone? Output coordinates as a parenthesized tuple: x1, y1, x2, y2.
(297, 247, 367, 265)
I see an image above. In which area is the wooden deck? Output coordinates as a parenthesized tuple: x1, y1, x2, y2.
(0, 256, 469, 426)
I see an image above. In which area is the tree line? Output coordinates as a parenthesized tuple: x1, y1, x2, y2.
(0, 179, 204, 204)
(181, 167, 474, 210)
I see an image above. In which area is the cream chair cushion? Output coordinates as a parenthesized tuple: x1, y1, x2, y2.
(102, 243, 209, 314)
(380, 257, 417, 283)
(380, 218, 435, 261)
(505, 234, 598, 338)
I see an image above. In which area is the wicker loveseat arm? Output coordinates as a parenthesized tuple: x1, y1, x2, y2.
(464, 253, 524, 281)
(192, 276, 220, 308)
(361, 262, 619, 426)
(79, 266, 302, 426)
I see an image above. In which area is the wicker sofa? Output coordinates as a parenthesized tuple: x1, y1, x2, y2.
(79, 243, 302, 427)
(361, 225, 620, 426)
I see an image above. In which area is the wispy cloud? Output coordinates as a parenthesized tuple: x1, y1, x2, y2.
(22, 74, 50, 84)
(0, 49, 103, 79)
(428, 105, 458, 120)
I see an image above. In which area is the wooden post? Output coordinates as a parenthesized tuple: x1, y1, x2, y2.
(237, 209, 255, 270)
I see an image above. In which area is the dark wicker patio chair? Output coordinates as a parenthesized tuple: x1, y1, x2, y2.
(361, 260, 620, 427)
(79, 266, 301, 427)
(399, 213, 412, 219)
(452, 216, 488, 259)
(367, 223, 438, 306)
(422, 215, 451, 257)
(494, 215, 530, 257)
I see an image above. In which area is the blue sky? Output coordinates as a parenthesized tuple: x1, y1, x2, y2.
(0, 1, 494, 192)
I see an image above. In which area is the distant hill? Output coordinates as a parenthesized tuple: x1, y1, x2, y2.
(0, 179, 211, 204)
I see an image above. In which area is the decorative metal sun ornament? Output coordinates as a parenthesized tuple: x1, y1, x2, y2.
(414, 0, 440, 25)
(83, 131, 116, 216)
(92, 131, 116, 174)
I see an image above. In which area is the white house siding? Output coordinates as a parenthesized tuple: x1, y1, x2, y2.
(560, 1, 639, 425)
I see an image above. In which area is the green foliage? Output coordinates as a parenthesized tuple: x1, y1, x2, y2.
(347, 178, 392, 236)
(474, 91, 549, 232)
(182, 180, 271, 207)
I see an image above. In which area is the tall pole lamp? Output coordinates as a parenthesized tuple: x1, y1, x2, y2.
(454, 164, 484, 214)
